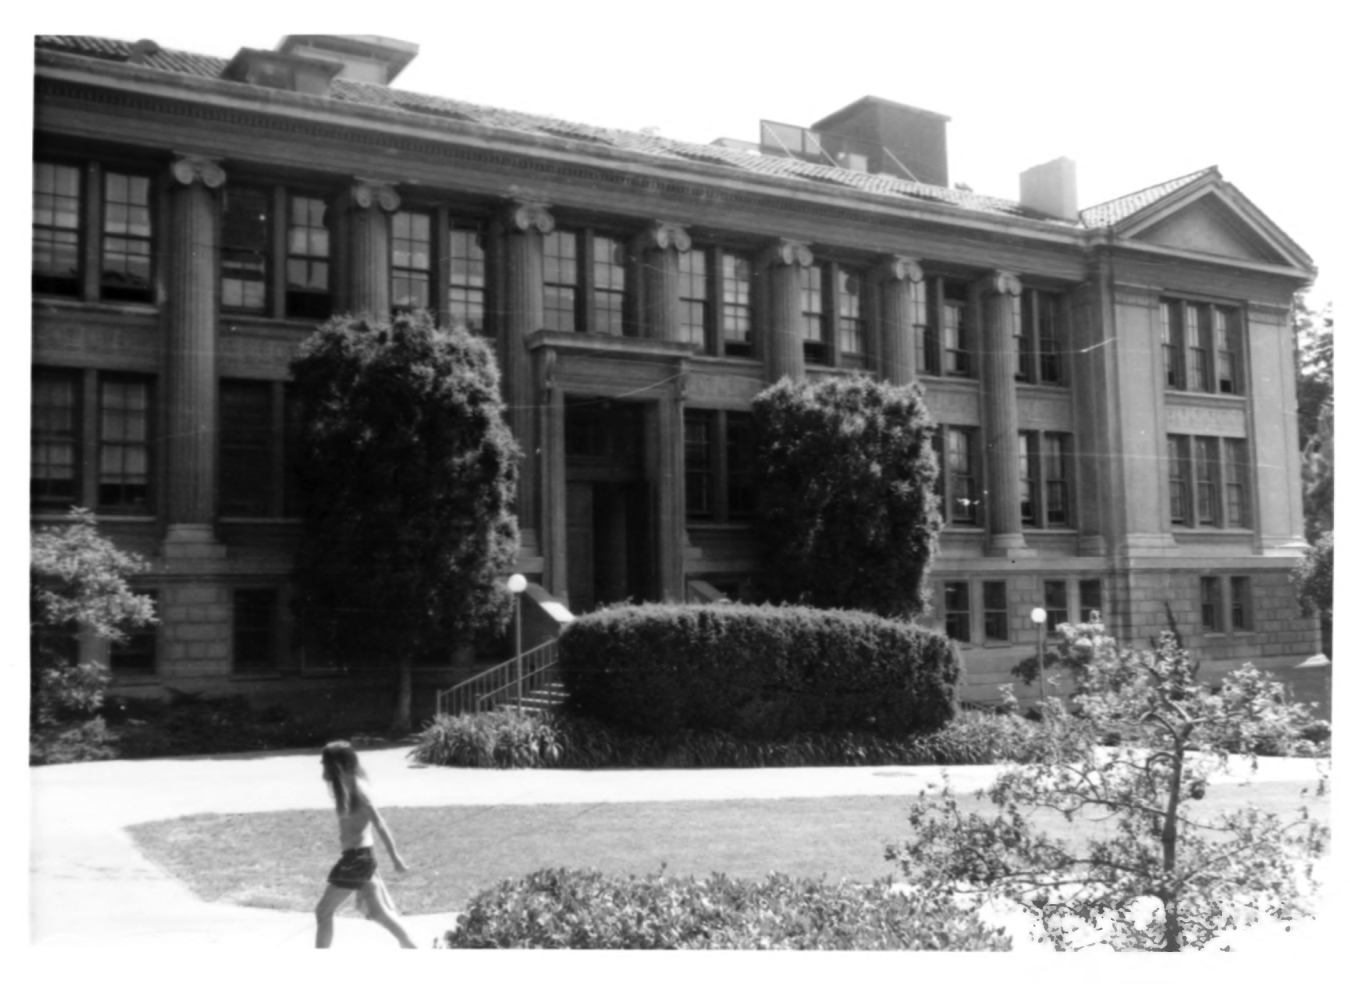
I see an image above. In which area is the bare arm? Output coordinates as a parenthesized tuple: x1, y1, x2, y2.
(369, 804, 409, 873)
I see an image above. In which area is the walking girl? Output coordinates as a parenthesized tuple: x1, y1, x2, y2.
(314, 740, 417, 948)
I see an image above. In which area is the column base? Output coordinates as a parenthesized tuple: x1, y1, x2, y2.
(985, 533, 1036, 559)
(161, 524, 227, 561)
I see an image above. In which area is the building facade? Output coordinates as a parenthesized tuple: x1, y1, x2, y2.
(31, 35, 1321, 713)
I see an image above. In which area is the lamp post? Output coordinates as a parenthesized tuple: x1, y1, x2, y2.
(507, 574, 528, 708)
(1030, 607, 1047, 702)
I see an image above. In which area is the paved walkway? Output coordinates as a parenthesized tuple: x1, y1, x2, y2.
(29, 746, 1335, 950)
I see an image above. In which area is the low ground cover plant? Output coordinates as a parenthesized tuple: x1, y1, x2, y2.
(440, 867, 1010, 949)
(409, 704, 1074, 769)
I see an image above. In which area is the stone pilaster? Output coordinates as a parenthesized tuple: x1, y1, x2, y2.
(638, 222, 691, 344)
(343, 179, 400, 319)
(163, 154, 226, 555)
(874, 256, 923, 386)
(501, 200, 555, 542)
(977, 270, 1030, 556)
(761, 239, 813, 384)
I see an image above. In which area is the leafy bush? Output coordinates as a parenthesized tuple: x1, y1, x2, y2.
(440, 867, 1010, 950)
(410, 706, 1073, 770)
(559, 603, 960, 740)
(752, 375, 941, 619)
(1291, 530, 1333, 619)
(28, 716, 119, 765)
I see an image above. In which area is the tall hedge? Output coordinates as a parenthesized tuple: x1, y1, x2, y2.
(752, 375, 941, 619)
(558, 604, 961, 740)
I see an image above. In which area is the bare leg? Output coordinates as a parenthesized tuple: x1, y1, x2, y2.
(356, 878, 417, 948)
(315, 884, 354, 948)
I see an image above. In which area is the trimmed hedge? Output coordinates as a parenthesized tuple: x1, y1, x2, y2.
(410, 707, 1068, 770)
(440, 867, 1010, 950)
(559, 603, 960, 741)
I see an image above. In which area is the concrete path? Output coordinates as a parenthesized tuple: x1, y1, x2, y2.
(29, 745, 1335, 950)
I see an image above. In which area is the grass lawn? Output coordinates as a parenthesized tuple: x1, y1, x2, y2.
(127, 781, 1327, 917)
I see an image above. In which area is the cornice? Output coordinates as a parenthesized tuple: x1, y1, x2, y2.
(34, 73, 1090, 253)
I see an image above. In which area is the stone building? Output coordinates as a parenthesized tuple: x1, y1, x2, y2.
(31, 34, 1322, 715)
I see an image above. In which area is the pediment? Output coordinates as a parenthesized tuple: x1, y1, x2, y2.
(1115, 179, 1314, 273)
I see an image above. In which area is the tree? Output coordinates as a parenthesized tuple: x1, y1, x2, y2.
(1292, 530, 1333, 623)
(30, 509, 157, 726)
(290, 311, 520, 733)
(751, 375, 941, 619)
(1295, 295, 1333, 541)
(891, 631, 1329, 951)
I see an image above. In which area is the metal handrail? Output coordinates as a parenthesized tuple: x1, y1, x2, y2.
(435, 639, 559, 717)
(476, 651, 559, 713)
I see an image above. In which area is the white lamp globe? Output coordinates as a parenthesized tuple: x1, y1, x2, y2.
(507, 574, 528, 594)
(1030, 607, 1047, 624)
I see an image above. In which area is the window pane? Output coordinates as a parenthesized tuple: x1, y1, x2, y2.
(1044, 580, 1068, 627)
(234, 589, 279, 672)
(677, 249, 708, 350)
(110, 591, 157, 675)
(447, 222, 486, 332)
(837, 268, 864, 355)
(801, 265, 824, 360)
(220, 380, 273, 517)
(684, 410, 712, 518)
(983, 581, 1008, 640)
(1019, 432, 1037, 525)
(942, 287, 969, 375)
(726, 412, 754, 518)
(1168, 435, 1190, 524)
(99, 377, 151, 509)
(1223, 438, 1249, 527)
(285, 194, 331, 319)
(543, 231, 577, 331)
(1195, 437, 1219, 525)
(33, 162, 82, 294)
(102, 172, 153, 301)
(1079, 579, 1102, 623)
(1038, 292, 1063, 384)
(722, 253, 752, 352)
(1200, 576, 1221, 631)
(391, 210, 432, 312)
(222, 187, 270, 312)
(1230, 576, 1252, 631)
(944, 582, 970, 642)
(32, 371, 79, 507)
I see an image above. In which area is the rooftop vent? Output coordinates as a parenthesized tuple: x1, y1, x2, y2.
(1019, 157, 1078, 221)
(276, 35, 418, 86)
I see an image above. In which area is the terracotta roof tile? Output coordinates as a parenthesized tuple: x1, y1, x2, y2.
(1079, 167, 1217, 229)
(35, 35, 1072, 225)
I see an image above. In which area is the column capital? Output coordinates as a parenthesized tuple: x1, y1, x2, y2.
(503, 199, 556, 235)
(169, 154, 226, 189)
(876, 255, 924, 283)
(978, 269, 1023, 297)
(637, 222, 691, 254)
(350, 179, 401, 212)
(763, 239, 813, 268)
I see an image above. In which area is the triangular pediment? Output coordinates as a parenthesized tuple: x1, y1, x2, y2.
(1111, 175, 1314, 274)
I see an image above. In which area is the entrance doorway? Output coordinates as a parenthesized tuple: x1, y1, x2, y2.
(563, 398, 655, 613)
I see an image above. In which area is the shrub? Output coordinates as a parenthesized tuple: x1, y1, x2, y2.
(559, 603, 960, 741)
(440, 867, 1010, 950)
(409, 706, 1072, 770)
(29, 716, 119, 765)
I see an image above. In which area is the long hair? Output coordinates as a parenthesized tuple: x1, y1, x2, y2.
(320, 740, 369, 815)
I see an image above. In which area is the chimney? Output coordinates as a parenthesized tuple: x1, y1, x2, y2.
(811, 97, 950, 186)
(277, 35, 419, 86)
(1019, 157, 1078, 221)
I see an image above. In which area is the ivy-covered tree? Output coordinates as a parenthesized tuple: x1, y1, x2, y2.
(891, 631, 1329, 951)
(290, 311, 520, 733)
(30, 509, 157, 727)
(752, 375, 941, 619)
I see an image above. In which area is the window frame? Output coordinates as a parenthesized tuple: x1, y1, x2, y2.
(100, 169, 155, 304)
(1168, 434, 1251, 530)
(542, 227, 635, 336)
(218, 378, 302, 520)
(683, 408, 754, 523)
(97, 374, 153, 514)
(284, 193, 332, 320)
(31, 368, 82, 510)
(943, 581, 971, 642)
(714, 247, 755, 358)
(676, 247, 709, 351)
(1043, 579, 1069, 629)
(1162, 298, 1245, 395)
(233, 587, 281, 675)
(932, 425, 982, 527)
(32, 160, 84, 297)
(1016, 288, 1067, 385)
(109, 589, 158, 677)
(982, 580, 1009, 642)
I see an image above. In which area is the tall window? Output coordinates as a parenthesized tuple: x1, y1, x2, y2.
(1044, 434, 1069, 525)
(836, 267, 865, 358)
(101, 172, 153, 303)
(219, 379, 301, 519)
(721, 252, 753, 356)
(1200, 576, 1221, 631)
(1017, 289, 1065, 385)
(801, 265, 825, 363)
(33, 162, 82, 296)
(390, 210, 432, 311)
(684, 410, 713, 519)
(1230, 576, 1252, 631)
(1019, 433, 1039, 526)
(983, 581, 1009, 641)
(1168, 435, 1190, 525)
(677, 248, 709, 350)
(446, 221, 486, 331)
(234, 588, 279, 674)
(543, 230, 578, 331)
(31, 371, 79, 509)
(592, 235, 627, 336)
(1079, 579, 1102, 623)
(1194, 437, 1220, 525)
(1185, 304, 1210, 392)
(286, 195, 330, 319)
(1223, 438, 1249, 527)
(944, 582, 970, 642)
(684, 409, 753, 522)
(99, 377, 151, 511)
(934, 426, 980, 525)
(110, 590, 157, 676)
(942, 282, 970, 376)
(1163, 299, 1243, 394)
(914, 278, 937, 374)
(221, 186, 270, 312)
(1044, 580, 1068, 628)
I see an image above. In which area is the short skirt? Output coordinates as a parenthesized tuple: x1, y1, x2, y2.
(327, 847, 377, 889)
